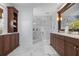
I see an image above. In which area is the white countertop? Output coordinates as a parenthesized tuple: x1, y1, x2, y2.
(0, 32, 19, 36)
(52, 32, 79, 39)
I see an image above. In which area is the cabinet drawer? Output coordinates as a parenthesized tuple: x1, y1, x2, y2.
(64, 36, 79, 46)
(54, 34, 64, 40)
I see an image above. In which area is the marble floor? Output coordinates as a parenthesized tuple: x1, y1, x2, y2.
(8, 39, 59, 56)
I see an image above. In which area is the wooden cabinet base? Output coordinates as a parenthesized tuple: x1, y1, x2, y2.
(0, 33, 19, 56)
(50, 33, 79, 56)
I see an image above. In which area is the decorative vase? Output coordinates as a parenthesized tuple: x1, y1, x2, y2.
(65, 25, 69, 33)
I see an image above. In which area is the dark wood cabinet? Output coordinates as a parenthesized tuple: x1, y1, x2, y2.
(55, 37, 64, 55)
(15, 33, 19, 47)
(50, 33, 64, 55)
(77, 46, 79, 55)
(0, 33, 19, 56)
(0, 36, 3, 56)
(7, 7, 18, 33)
(50, 33, 54, 46)
(64, 41, 77, 56)
(10, 33, 19, 50)
(3, 35, 11, 55)
(10, 34, 16, 50)
(50, 33, 79, 56)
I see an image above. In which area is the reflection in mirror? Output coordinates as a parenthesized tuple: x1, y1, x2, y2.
(60, 4, 79, 33)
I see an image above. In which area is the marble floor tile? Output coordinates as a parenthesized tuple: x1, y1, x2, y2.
(8, 39, 59, 56)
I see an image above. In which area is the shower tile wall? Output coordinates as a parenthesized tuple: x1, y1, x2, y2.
(33, 16, 52, 44)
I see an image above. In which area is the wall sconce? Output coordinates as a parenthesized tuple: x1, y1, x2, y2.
(57, 16, 62, 21)
(56, 16, 59, 21)
(60, 17, 62, 21)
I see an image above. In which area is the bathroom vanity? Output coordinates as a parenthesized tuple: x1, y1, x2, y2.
(50, 32, 79, 56)
(0, 32, 19, 56)
(51, 3, 79, 56)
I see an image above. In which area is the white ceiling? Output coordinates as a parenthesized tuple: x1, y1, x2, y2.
(6, 3, 64, 16)
(10, 3, 64, 9)
(9, 3, 57, 7)
(32, 3, 64, 16)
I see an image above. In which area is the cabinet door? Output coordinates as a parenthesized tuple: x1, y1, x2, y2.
(10, 33, 19, 50)
(65, 41, 77, 56)
(0, 36, 3, 55)
(77, 46, 79, 56)
(55, 37, 64, 55)
(3, 35, 10, 55)
(10, 34, 16, 50)
(50, 33, 53, 46)
(53, 36, 55, 47)
(8, 8, 14, 33)
(15, 33, 19, 47)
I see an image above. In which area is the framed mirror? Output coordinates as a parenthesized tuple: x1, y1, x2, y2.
(57, 3, 76, 32)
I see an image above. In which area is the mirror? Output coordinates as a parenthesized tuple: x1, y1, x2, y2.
(61, 4, 79, 31)
(57, 3, 79, 32)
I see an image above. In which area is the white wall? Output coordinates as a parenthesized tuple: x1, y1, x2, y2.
(52, 13, 58, 32)
(15, 6, 33, 49)
(0, 4, 7, 33)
